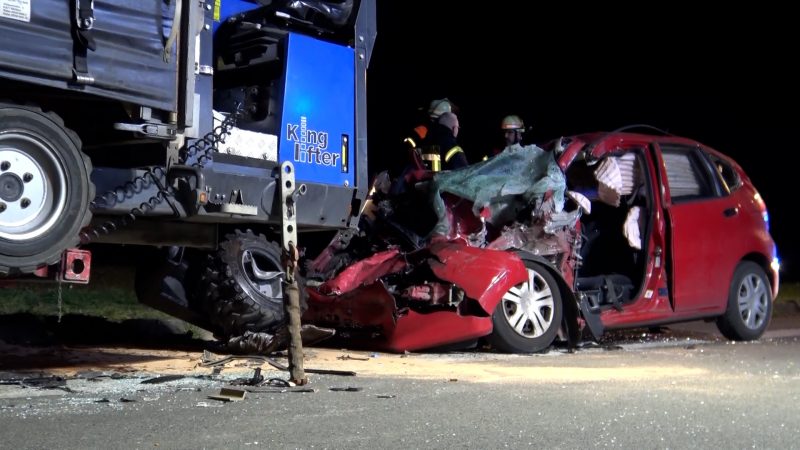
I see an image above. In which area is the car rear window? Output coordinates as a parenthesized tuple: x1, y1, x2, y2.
(708, 155, 742, 193)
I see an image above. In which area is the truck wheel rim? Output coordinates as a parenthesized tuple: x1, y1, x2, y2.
(501, 268, 555, 338)
(241, 248, 284, 301)
(0, 133, 66, 241)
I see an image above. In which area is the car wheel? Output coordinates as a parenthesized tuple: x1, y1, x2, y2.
(0, 103, 93, 275)
(198, 229, 306, 338)
(716, 261, 772, 341)
(488, 260, 563, 353)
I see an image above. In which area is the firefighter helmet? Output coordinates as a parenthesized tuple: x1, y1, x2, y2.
(428, 98, 453, 119)
(501, 115, 525, 131)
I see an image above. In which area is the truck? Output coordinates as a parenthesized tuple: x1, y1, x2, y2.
(0, 0, 376, 340)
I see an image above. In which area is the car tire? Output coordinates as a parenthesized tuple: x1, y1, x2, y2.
(716, 261, 772, 341)
(0, 103, 93, 275)
(198, 229, 306, 338)
(488, 260, 563, 353)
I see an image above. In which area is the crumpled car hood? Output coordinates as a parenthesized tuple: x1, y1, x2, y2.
(314, 239, 527, 316)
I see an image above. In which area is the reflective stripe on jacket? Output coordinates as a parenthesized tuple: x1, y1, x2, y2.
(444, 145, 464, 162)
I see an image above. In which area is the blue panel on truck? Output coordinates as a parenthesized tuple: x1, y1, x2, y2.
(279, 33, 355, 187)
(212, 0, 261, 34)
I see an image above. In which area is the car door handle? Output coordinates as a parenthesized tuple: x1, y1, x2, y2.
(723, 207, 739, 217)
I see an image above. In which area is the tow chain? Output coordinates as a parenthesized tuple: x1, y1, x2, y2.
(79, 110, 241, 244)
(57, 278, 63, 323)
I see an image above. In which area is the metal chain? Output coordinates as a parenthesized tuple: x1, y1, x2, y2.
(56, 278, 63, 323)
(179, 111, 241, 169)
(79, 110, 241, 244)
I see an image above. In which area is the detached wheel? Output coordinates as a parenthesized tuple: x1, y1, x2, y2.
(488, 260, 563, 353)
(0, 103, 93, 274)
(199, 230, 304, 337)
(716, 261, 772, 341)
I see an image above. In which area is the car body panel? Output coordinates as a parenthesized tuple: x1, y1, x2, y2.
(654, 143, 730, 314)
(303, 240, 527, 351)
(426, 240, 528, 315)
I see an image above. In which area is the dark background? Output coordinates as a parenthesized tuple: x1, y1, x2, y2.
(364, 3, 797, 281)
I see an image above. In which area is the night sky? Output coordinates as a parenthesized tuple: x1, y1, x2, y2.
(364, 3, 798, 281)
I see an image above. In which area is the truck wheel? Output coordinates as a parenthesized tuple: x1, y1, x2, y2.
(199, 230, 306, 337)
(0, 103, 93, 275)
(716, 261, 772, 341)
(488, 260, 563, 353)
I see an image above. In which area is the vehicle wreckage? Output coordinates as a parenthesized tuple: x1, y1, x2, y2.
(302, 130, 779, 353)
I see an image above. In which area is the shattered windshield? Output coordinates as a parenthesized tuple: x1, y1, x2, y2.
(429, 143, 567, 236)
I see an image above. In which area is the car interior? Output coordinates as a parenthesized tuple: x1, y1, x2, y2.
(566, 149, 652, 312)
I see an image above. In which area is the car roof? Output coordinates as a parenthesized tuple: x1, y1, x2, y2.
(570, 131, 702, 156)
(553, 129, 744, 174)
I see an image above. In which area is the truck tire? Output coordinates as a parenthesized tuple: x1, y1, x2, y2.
(198, 229, 306, 338)
(0, 103, 93, 275)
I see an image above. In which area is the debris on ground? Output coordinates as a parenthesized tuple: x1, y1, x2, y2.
(224, 325, 336, 355)
(243, 387, 318, 394)
(201, 351, 357, 377)
(329, 387, 362, 392)
(141, 375, 186, 384)
(337, 354, 370, 361)
(208, 387, 247, 402)
(0, 375, 72, 392)
(196, 402, 224, 408)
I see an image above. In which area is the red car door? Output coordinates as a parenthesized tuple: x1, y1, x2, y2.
(655, 143, 731, 313)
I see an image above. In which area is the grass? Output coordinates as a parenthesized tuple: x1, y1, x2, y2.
(777, 282, 800, 303)
(0, 284, 173, 322)
(0, 265, 174, 322)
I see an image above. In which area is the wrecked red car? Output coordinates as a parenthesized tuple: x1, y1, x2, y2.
(303, 128, 780, 353)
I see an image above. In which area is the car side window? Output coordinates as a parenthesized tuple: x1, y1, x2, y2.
(660, 145, 715, 202)
(708, 154, 742, 194)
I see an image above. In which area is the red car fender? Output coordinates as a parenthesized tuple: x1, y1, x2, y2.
(427, 241, 528, 315)
(316, 248, 407, 295)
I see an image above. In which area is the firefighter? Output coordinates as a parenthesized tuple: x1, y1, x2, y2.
(403, 98, 453, 152)
(387, 98, 456, 192)
(501, 114, 526, 147)
(483, 114, 527, 160)
(396, 98, 457, 173)
(422, 111, 468, 171)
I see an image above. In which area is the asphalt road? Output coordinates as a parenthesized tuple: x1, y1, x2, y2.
(1, 315, 799, 449)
